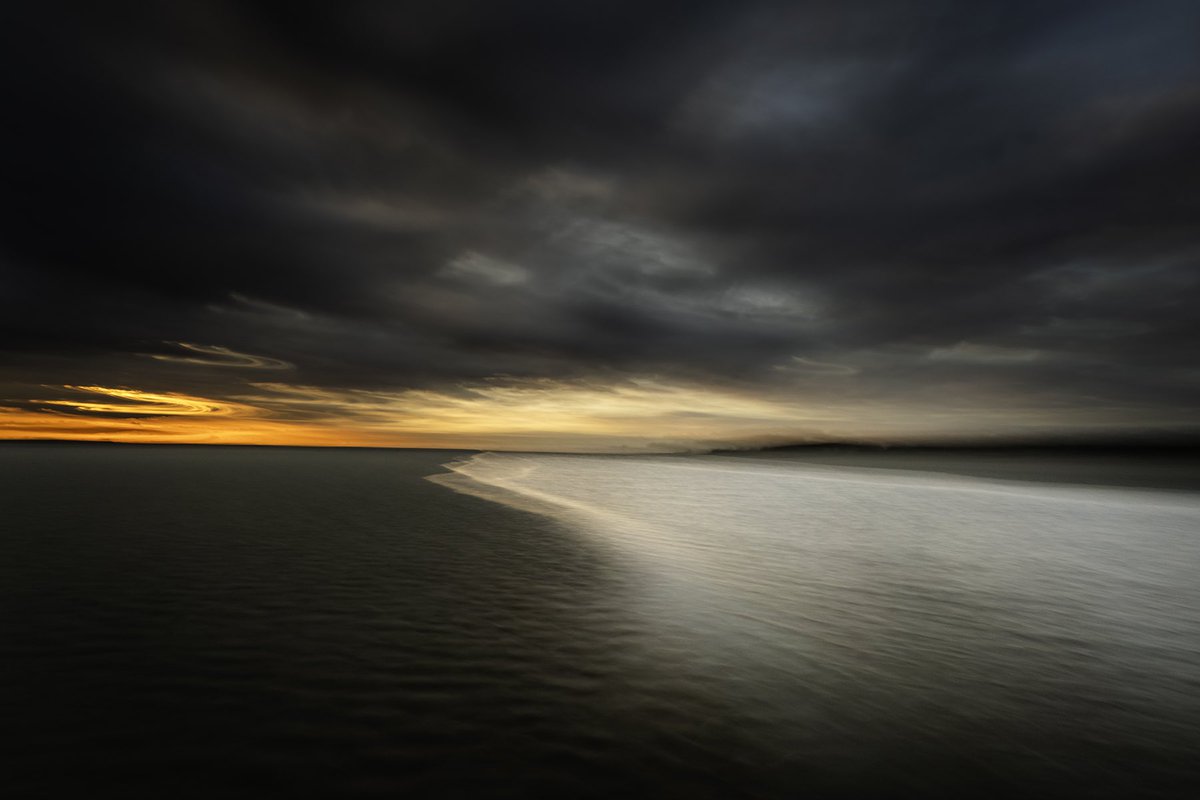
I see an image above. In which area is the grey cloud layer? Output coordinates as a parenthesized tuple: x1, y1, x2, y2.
(2, 0, 1198, 439)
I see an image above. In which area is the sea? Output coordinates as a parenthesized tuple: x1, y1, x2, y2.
(3, 443, 1200, 798)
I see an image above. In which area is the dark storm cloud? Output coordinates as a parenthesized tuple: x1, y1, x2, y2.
(2, 0, 1199, 440)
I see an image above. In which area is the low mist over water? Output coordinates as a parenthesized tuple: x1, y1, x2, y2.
(5, 444, 1200, 797)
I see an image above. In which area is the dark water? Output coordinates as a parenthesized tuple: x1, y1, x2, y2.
(3, 444, 1200, 798)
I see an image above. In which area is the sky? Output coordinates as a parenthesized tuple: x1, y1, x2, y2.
(2, 1, 1199, 452)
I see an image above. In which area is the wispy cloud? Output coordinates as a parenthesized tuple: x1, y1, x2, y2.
(145, 342, 293, 370)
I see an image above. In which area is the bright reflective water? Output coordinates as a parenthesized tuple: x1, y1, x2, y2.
(5, 444, 1200, 798)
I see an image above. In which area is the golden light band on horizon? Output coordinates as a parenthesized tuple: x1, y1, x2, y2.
(0, 379, 1160, 453)
(2, 380, 831, 450)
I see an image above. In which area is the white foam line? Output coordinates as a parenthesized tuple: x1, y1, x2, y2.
(428, 456, 738, 573)
(429, 455, 647, 534)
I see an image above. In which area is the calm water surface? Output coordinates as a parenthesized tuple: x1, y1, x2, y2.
(4, 444, 1200, 798)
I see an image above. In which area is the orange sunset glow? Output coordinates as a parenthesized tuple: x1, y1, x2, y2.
(2, 377, 1168, 452)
